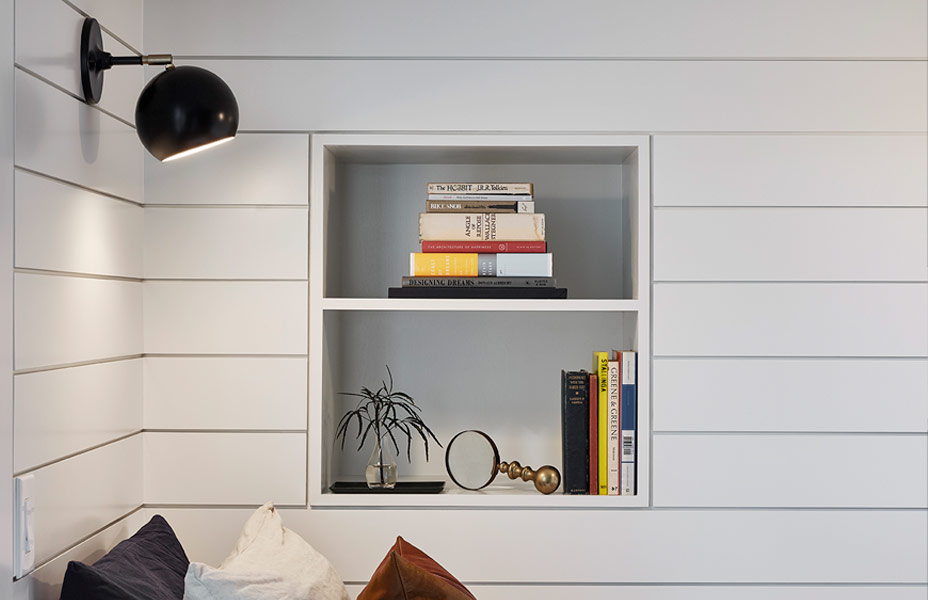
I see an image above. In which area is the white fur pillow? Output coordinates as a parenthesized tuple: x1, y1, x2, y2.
(184, 502, 349, 600)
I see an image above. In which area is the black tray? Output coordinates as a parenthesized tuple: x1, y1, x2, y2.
(329, 481, 445, 494)
(389, 287, 567, 299)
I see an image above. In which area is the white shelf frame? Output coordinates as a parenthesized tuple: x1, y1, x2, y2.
(321, 298, 643, 312)
(309, 133, 651, 508)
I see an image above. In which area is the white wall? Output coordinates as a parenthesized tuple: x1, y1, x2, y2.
(9, 1, 145, 599)
(1, 0, 15, 597)
(141, 1, 928, 598)
(5, 2, 923, 599)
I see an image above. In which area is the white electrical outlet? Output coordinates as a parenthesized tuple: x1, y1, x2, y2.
(14, 475, 36, 579)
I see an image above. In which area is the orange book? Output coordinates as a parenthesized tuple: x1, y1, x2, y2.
(409, 253, 478, 277)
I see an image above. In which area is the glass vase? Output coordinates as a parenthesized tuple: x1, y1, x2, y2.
(366, 433, 397, 489)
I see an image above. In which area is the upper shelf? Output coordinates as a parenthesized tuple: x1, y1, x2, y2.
(315, 135, 647, 302)
(324, 142, 638, 166)
(321, 298, 643, 312)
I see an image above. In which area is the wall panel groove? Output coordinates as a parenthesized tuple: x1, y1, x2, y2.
(14, 68, 142, 201)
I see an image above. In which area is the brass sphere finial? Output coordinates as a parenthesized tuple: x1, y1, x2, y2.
(533, 465, 561, 495)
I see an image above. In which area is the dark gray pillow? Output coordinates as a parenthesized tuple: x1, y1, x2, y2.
(59, 515, 189, 600)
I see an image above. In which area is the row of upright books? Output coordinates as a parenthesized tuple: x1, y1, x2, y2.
(387, 182, 568, 299)
(561, 350, 637, 495)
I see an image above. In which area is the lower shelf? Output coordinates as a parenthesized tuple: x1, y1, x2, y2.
(312, 483, 647, 508)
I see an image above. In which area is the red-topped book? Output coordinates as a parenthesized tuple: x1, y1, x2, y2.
(421, 240, 546, 253)
(588, 372, 599, 495)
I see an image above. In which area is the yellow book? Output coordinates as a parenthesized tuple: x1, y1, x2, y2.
(410, 253, 478, 277)
(594, 351, 609, 495)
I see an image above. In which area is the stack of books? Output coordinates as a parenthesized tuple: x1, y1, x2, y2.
(388, 182, 567, 299)
(560, 350, 637, 496)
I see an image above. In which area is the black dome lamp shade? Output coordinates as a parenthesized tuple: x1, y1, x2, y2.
(80, 17, 238, 161)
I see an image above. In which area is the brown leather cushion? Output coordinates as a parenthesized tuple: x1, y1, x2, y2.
(357, 536, 477, 600)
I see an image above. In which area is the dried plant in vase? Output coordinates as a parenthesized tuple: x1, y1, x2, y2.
(335, 366, 442, 489)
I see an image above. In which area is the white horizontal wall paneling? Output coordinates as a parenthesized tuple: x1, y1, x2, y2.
(144, 432, 306, 505)
(14, 273, 142, 370)
(653, 434, 928, 508)
(143, 281, 307, 354)
(144, 0, 928, 59)
(653, 135, 928, 207)
(64, 0, 142, 51)
(15, 0, 141, 123)
(0, 0, 12, 593)
(151, 507, 928, 583)
(144, 356, 306, 430)
(23, 435, 142, 565)
(654, 208, 928, 282)
(15, 170, 143, 278)
(652, 283, 928, 357)
(14, 358, 142, 472)
(11, 511, 146, 600)
(14, 69, 142, 201)
(184, 60, 927, 133)
(144, 207, 308, 279)
(144, 133, 309, 205)
(653, 358, 928, 433)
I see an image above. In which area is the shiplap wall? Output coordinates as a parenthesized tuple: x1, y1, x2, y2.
(9, 1, 145, 599)
(140, 1, 928, 598)
(143, 133, 310, 506)
(1, 0, 15, 596)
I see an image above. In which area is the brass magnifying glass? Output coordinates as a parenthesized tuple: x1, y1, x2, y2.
(444, 430, 560, 495)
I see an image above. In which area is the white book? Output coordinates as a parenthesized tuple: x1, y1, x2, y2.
(427, 194, 534, 202)
(487, 253, 552, 277)
(418, 213, 545, 241)
(607, 357, 621, 495)
(621, 351, 637, 496)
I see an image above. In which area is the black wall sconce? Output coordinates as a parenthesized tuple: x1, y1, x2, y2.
(80, 17, 239, 161)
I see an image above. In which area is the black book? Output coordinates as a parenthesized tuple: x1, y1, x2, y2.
(561, 370, 590, 495)
(388, 287, 567, 299)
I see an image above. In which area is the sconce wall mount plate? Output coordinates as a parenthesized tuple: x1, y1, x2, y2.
(79, 15, 106, 104)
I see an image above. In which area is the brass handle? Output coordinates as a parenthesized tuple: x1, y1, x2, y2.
(498, 460, 561, 495)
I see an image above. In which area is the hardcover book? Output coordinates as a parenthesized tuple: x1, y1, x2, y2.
(588, 372, 599, 495)
(418, 213, 545, 241)
(409, 253, 552, 277)
(427, 198, 535, 213)
(593, 351, 609, 495)
(401, 276, 554, 288)
(561, 370, 590, 495)
(421, 240, 546, 253)
(387, 287, 567, 299)
(606, 355, 621, 495)
(621, 351, 637, 496)
(427, 182, 533, 195)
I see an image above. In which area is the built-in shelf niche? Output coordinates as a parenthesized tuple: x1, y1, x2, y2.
(309, 134, 650, 508)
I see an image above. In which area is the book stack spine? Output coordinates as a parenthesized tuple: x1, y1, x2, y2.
(391, 182, 567, 299)
(564, 349, 637, 496)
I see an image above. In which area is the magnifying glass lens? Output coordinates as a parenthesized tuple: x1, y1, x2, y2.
(445, 430, 498, 490)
